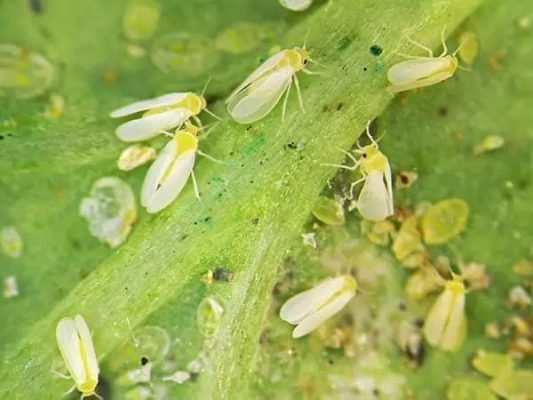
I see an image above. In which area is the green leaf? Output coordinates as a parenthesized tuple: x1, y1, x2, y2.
(0, 0, 488, 398)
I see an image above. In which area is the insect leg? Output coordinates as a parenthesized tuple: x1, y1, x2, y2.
(190, 170, 201, 200)
(392, 50, 431, 60)
(193, 115, 204, 131)
(321, 148, 360, 171)
(281, 78, 292, 122)
(293, 74, 305, 113)
(204, 108, 223, 121)
(197, 150, 226, 164)
(438, 26, 448, 57)
(51, 369, 71, 380)
(349, 177, 366, 199)
(158, 130, 175, 138)
(406, 36, 434, 57)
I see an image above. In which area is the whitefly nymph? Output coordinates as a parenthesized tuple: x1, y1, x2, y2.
(280, 275, 357, 338)
(226, 46, 316, 124)
(387, 28, 461, 93)
(110, 92, 206, 142)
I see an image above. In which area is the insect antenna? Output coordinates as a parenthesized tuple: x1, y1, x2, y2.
(438, 26, 448, 57)
(200, 76, 212, 96)
(203, 108, 223, 121)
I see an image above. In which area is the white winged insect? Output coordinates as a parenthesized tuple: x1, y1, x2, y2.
(141, 122, 220, 214)
(226, 46, 316, 124)
(110, 92, 207, 142)
(280, 275, 357, 338)
(55, 315, 100, 399)
(387, 27, 462, 93)
(324, 122, 393, 222)
(423, 274, 467, 352)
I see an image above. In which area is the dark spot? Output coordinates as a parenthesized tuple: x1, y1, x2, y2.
(327, 359, 335, 365)
(414, 318, 424, 328)
(322, 104, 329, 112)
(204, 216, 211, 222)
(28, 0, 43, 13)
(212, 267, 234, 282)
(405, 336, 425, 366)
(205, 94, 221, 104)
(400, 173, 409, 184)
(240, 163, 245, 167)
(229, 151, 234, 156)
(93, 376, 111, 399)
(246, 126, 252, 131)
(249, 180, 254, 184)
(251, 218, 259, 225)
(284, 141, 297, 150)
(438, 106, 448, 116)
(363, 67, 368, 71)
(398, 302, 407, 311)
(336, 103, 344, 111)
(337, 34, 354, 51)
(369, 44, 383, 56)
(0, 135, 4, 140)
(194, 221, 198, 225)
(140, 356, 149, 366)
(373, 388, 380, 396)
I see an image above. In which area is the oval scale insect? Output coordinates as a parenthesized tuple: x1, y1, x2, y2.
(226, 46, 316, 124)
(55, 315, 100, 398)
(110, 92, 207, 142)
(387, 27, 461, 93)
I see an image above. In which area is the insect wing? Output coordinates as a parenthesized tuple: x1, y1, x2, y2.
(440, 293, 466, 351)
(56, 317, 86, 385)
(74, 315, 100, 383)
(357, 170, 393, 221)
(141, 138, 196, 213)
(280, 276, 346, 324)
(384, 161, 393, 211)
(116, 108, 190, 142)
(227, 51, 287, 101)
(110, 92, 188, 118)
(227, 66, 293, 123)
(423, 288, 453, 347)
(387, 58, 451, 85)
(292, 290, 354, 338)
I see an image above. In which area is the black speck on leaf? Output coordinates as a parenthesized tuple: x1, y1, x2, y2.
(28, 0, 43, 13)
(369, 45, 383, 56)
